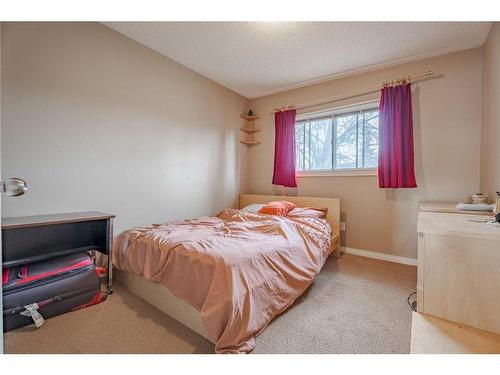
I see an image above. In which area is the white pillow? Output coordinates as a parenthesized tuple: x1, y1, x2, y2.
(240, 204, 265, 213)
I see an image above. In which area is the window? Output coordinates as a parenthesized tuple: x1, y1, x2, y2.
(295, 103, 379, 175)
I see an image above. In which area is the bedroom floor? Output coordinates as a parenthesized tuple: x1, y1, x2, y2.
(3, 254, 417, 354)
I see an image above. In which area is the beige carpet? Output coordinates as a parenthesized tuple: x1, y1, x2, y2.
(4, 254, 416, 354)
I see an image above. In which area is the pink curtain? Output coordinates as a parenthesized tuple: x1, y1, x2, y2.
(378, 83, 417, 188)
(272, 109, 297, 188)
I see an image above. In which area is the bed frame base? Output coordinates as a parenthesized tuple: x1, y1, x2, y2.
(114, 270, 215, 343)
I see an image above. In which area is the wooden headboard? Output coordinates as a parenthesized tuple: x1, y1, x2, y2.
(239, 194, 341, 237)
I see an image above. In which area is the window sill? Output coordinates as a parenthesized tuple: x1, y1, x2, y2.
(297, 168, 378, 177)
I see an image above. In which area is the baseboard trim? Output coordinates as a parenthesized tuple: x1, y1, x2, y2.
(341, 246, 417, 266)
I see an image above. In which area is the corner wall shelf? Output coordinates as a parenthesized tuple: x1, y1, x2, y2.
(240, 114, 260, 146)
(240, 127, 261, 133)
(240, 140, 261, 146)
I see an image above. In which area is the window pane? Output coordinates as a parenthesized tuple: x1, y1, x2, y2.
(357, 113, 363, 169)
(309, 117, 332, 170)
(295, 106, 379, 172)
(295, 122, 305, 171)
(304, 122, 310, 170)
(335, 113, 358, 169)
(363, 110, 379, 168)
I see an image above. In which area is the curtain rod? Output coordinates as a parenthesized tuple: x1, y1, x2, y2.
(271, 70, 435, 114)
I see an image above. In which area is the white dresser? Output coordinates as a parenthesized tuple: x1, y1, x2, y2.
(417, 202, 500, 334)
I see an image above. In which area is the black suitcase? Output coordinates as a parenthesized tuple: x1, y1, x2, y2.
(2, 252, 103, 331)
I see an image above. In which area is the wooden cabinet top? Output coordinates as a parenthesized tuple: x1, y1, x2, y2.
(2, 211, 115, 230)
(418, 211, 500, 242)
(420, 201, 494, 216)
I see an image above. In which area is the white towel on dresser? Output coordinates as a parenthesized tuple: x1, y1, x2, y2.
(456, 202, 495, 211)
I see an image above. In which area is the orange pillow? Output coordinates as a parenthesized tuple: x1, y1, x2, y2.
(258, 201, 296, 216)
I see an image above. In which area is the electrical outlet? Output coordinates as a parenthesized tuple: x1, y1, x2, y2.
(340, 222, 346, 231)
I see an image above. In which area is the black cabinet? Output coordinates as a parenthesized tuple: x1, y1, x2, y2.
(2, 211, 115, 293)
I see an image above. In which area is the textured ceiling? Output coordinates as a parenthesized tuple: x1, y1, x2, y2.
(103, 22, 492, 98)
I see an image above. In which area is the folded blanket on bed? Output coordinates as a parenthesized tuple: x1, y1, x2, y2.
(113, 209, 332, 353)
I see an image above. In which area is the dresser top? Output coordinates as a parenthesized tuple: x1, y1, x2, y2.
(420, 201, 494, 216)
(2, 211, 115, 230)
(418, 211, 500, 242)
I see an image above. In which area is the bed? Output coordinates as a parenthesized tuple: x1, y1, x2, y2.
(114, 194, 340, 353)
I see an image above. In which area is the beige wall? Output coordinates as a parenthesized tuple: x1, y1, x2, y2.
(481, 22, 500, 199)
(247, 48, 483, 259)
(1, 22, 249, 233)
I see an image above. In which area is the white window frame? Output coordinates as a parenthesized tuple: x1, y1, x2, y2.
(296, 100, 379, 178)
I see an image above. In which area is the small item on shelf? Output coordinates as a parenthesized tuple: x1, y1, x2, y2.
(471, 193, 488, 204)
(495, 192, 500, 214)
(247, 109, 254, 117)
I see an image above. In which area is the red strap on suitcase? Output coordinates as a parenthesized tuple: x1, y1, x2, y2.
(2, 268, 8, 286)
(15, 258, 93, 286)
(95, 267, 108, 277)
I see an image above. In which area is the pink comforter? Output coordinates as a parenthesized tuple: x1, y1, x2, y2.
(113, 209, 332, 353)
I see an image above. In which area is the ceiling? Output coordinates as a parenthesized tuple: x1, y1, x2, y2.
(103, 22, 492, 99)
